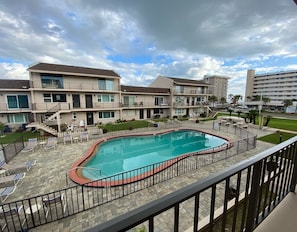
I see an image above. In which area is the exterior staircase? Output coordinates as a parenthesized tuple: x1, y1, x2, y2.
(26, 122, 58, 136)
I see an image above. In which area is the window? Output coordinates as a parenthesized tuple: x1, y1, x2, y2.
(175, 86, 184, 93)
(155, 97, 164, 106)
(154, 109, 163, 114)
(7, 95, 29, 109)
(99, 111, 115, 118)
(43, 94, 52, 102)
(97, 94, 114, 102)
(43, 94, 66, 102)
(123, 96, 135, 106)
(7, 113, 27, 123)
(98, 79, 114, 90)
(41, 74, 63, 88)
(175, 109, 184, 115)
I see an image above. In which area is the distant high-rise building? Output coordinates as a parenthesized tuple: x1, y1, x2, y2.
(203, 75, 229, 101)
(245, 69, 297, 104)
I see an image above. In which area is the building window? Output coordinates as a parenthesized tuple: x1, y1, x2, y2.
(154, 109, 163, 114)
(7, 95, 29, 109)
(43, 93, 66, 102)
(154, 97, 164, 106)
(41, 74, 63, 88)
(97, 94, 114, 102)
(7, 113, 27, 123)
(175, 108, 184, 115)
(99, 111, 115, 119)
(175, 86, 184, 93)
(98, 79, 114, 90)
(123, 96, 135, 106)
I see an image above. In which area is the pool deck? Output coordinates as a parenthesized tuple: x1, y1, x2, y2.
(3, 121, 279, 231)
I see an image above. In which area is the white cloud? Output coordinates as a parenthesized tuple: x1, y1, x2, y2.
(0, 0, 296, 99)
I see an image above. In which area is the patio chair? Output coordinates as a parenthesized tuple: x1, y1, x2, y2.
(0, 172, 26, 187)
(63, 133, 72, 145)
(42, 193, 67, 218)
(0, 186, 16, 203)
(44, 137, 58, 150)
(21, 138, 37, 153)
(80, 131, 89, 142)
(0, 160, 37, 174)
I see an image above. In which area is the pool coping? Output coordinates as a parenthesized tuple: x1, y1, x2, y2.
(69, 128, 233, 187)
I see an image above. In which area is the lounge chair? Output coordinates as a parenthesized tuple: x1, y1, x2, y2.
(63, 133, 72, 144)
(0, 160, 37, 174)
(0, 186, 16, 203)
(44, 137, 58, 150)
(80, 131, 89, 142)
(0, 172, 26, 187)
(42, 193, 67, 218)
(21, 138, 37, 153)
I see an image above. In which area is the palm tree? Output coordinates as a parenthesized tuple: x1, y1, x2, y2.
(233, 95, 242, 104)
(283, 99, 293, 108)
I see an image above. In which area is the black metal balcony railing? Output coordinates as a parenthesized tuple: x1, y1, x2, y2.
(87, 136, 297, 232)
(0, 127, 256, 231)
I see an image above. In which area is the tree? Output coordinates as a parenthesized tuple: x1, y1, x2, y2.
(262, 97, 270, 106)
(228, 94, 242, 104)
(283, 99, 293, 108)
(220, 97, 226, 104)
(227, 107, 233, 116)
(208, 95, 218, 104)
(264, 115, 272, 126)
(249, 110, 258, 124)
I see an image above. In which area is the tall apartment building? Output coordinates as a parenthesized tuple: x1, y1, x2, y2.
(203, 75, 229, 101)
(245, 69, 297, 106)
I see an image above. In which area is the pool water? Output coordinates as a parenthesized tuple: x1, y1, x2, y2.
(83, 130, 227, 180)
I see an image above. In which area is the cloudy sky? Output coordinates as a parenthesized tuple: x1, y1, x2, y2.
(1, 0, 297, 98)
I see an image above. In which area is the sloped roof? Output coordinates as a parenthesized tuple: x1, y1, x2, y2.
(0, 79, 30, 89)
(121, 85, 170, 94)
(28, 63, 120, 77)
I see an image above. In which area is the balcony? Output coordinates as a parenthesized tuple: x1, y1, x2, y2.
(88, 136, 297, 232)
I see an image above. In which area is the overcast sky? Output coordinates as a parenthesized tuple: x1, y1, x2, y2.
(1, 0, 297, 98)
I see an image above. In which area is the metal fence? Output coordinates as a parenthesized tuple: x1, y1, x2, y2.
(88, 136, 297, 232)
(0, 122, 257, 231)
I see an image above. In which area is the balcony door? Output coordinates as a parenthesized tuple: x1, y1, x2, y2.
(85, 95, 93, 108)
(72, 94, 80, 108)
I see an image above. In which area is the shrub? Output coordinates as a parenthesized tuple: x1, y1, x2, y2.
(102, 128, 108, 133)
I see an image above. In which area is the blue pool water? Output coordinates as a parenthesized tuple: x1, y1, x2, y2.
(83, 130, 227, 180)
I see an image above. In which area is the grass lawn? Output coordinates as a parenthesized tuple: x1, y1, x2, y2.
(99, 120, 152, 132)
(0, 131, 40, 144)
(261, 117, 297, 132)
(257, 131, 296, 144)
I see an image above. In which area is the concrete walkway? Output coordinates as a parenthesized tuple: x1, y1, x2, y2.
(3, 121, 279, 231)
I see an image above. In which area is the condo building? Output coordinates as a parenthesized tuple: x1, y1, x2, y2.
(0, 62, 227, 134)
(203, 75, 229, 101)
(245, 69, 297, 107)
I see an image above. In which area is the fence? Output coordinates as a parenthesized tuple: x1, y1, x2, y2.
(88, 136, 297, 232)
(0, 123, 256, 231)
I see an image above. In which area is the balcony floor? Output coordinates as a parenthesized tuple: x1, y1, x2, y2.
(254, 190, 297, 232)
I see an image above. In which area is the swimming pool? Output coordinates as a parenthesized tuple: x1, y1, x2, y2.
(69, 129, 230, 187)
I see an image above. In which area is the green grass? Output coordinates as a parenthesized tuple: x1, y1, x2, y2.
(257, 131, 296, 144)
(0, 131, 40, 144)
(261, 117, 297, 132)
(99, 120, 152, 132)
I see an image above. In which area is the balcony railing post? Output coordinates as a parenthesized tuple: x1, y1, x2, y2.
(245, 160, 263, 232)
(290, 142, 297, 192)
